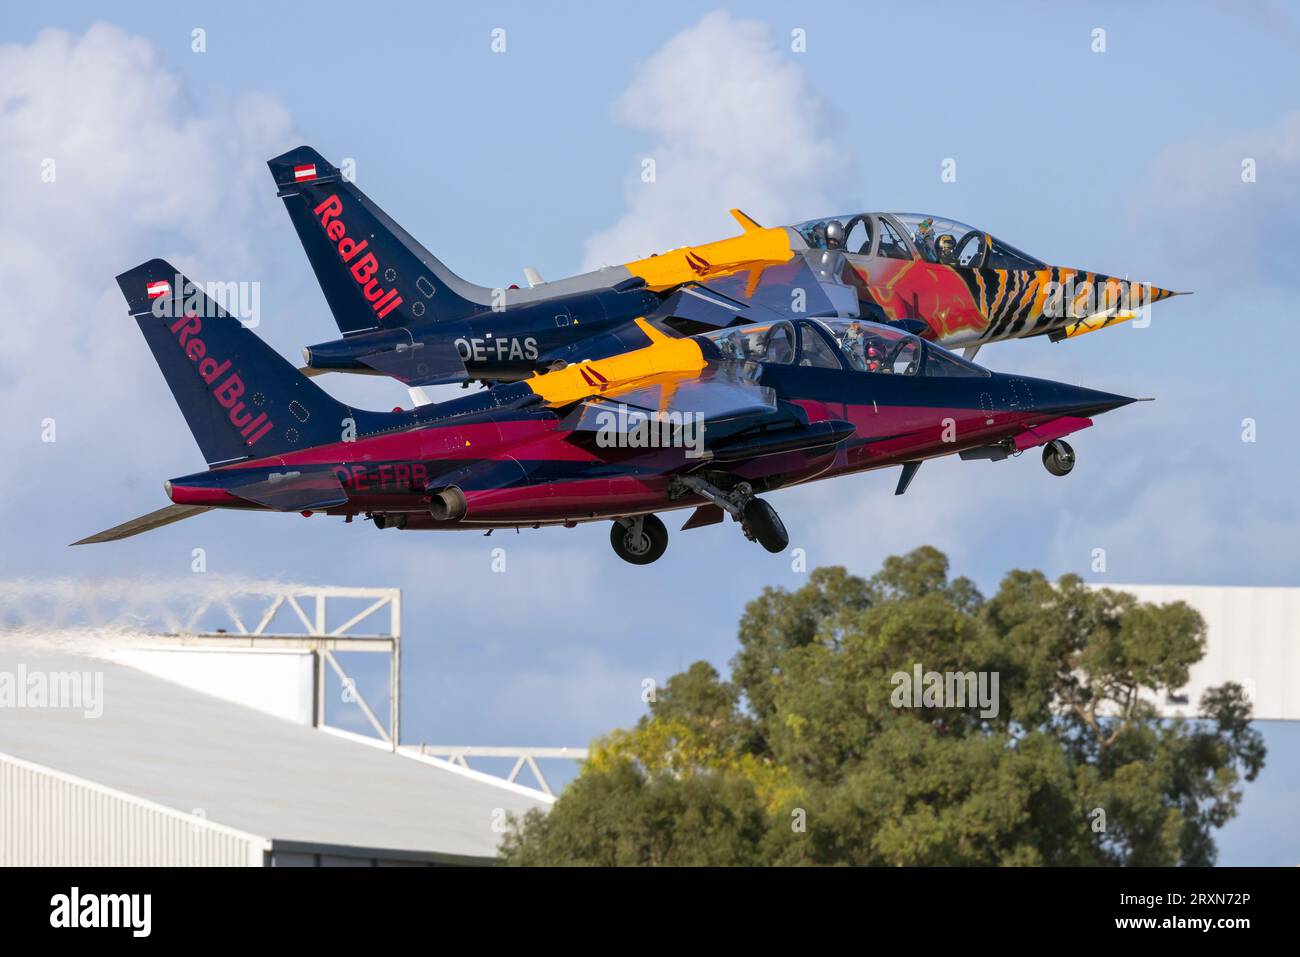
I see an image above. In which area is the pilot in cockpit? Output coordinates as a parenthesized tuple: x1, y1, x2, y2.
(840, 320, 866, 369)
(719, 329, 747, 360)
(913, 218, 937, 261)
(936, 233, 958, 265)
(824, 220, 846, 250)
(865, 340, 887, 372)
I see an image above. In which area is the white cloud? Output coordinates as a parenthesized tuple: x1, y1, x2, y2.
(1136, 110, 1300, 283)
(0, 24, 295, 491)
(580, 12, 850, 269)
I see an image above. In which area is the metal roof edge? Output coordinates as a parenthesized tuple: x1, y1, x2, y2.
(316, 725, 557, 805)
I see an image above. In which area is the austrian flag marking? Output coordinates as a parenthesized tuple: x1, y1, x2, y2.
(293, 164, 317, 182)
(146, 280, 170, 300)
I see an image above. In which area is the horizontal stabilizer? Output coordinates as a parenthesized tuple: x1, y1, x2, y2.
(358, 339, 469, 386)
(224, 468, 348, 512)
(71, 504, 213, 545)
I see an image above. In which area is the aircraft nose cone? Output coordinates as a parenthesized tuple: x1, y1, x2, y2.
(1016, 376, 1138, 417)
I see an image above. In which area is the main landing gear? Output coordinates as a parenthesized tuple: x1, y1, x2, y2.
(608, 478, 792, 565)
(610, 514, 669, 565)
(1042, 440, 1075, 477)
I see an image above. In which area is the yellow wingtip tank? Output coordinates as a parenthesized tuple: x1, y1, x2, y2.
(622, 211, 795, 291)
(525, 317, 706, 407)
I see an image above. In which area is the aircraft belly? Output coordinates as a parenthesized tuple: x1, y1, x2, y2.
(460, 473, 669, 522)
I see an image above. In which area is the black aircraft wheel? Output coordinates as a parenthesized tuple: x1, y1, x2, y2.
(1042, 440, 1075, 477)
(742, 498, 789, 554)
(610, 514, 669, 565)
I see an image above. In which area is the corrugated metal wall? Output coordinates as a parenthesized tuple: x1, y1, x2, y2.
(0, 753, 265, 866)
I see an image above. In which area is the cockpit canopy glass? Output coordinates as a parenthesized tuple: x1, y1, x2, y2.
(819, 318, 921, 374)
(793, 214, 874, 255)
(697, 318, 988, 377)
(892, 212, 1045, 270)
(699, 320, 797, 365)
(794, 211, 1046, 271)
(816, 318, 988, 377)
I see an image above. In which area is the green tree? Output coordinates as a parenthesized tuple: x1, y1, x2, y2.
(501, 548, 1264, 866)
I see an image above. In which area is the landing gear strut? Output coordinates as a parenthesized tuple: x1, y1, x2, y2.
(1042, 440, 1075, 477)
(670, 475, 790, 554)
(610, 514, 669, 565)
(741, 499, 788, 553)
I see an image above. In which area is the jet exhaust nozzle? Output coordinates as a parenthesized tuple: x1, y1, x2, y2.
(429, 486, 468, 522)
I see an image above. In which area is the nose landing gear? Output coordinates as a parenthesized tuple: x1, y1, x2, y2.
(1042, 440, 1075, 476)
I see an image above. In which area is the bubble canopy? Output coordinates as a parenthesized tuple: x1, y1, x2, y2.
(792, 212, 1046, 271)
(697, 318, 988, 377)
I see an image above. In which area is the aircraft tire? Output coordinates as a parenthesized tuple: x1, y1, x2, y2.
(1042, 440, 1075, 477)
(743, 499, 789, 553)
(610, 514, 669, 565)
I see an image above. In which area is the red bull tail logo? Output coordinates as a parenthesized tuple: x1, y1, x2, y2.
(168, 311, 274, 447)
(313, 194, 404, 321)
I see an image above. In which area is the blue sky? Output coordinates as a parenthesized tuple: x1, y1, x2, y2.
(1, 1, 1297, 863)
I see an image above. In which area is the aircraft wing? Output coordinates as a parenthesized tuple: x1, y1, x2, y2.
(650, 257, 848, 335)
(559, 362, 779, 436)
(557, 362, 855, 463)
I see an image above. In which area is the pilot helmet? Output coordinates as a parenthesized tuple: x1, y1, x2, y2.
(825, 220, 845, 248)
(936, 233, 956, 256)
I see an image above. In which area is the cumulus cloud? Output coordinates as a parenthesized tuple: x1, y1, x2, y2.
(0, 24, 297, 498)
(1135, 110, 1300, 284)
(580, 12, 850, 268)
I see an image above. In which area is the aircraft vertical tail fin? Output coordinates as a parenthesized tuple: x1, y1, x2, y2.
(268, 146, 486, 334)
(116, 259, 372, 466)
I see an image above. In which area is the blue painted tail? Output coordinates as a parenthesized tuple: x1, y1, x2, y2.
(117, 259, 386, 466)
(268, 146, 486, 335)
